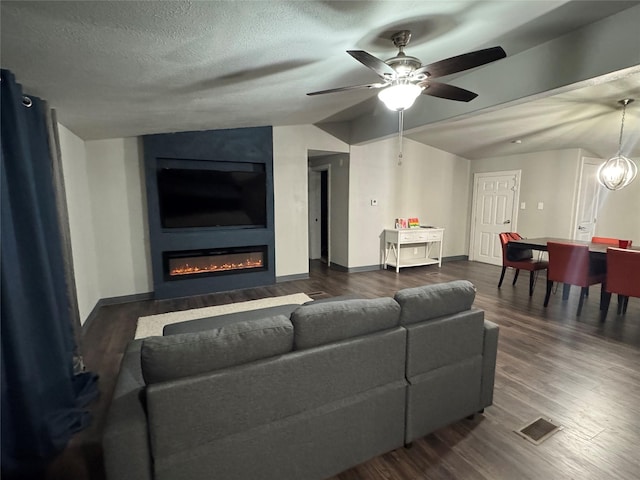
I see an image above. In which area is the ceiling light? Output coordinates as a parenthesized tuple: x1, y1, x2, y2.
(597, 156, 637, 190)
(597, 98, 637, 191)
(378, 83, 423, 111)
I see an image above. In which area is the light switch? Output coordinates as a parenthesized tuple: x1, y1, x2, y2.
(370, 199, 378, 206)
(537, 202, 544, 210)
(520, 202, 526, 210)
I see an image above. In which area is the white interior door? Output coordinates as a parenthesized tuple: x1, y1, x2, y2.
(470, 171, 520, 266)
(308, 170, 321, 259)
(573, 157, 602, 241)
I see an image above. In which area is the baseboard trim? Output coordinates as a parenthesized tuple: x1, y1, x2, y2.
(443, 255, 468, 262)
(82, 292, 153, 334)
(329, 263, 381, 273)
(276, 273, 310, 283)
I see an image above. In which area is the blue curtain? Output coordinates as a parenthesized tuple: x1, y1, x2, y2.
(1, 69, 99, 477)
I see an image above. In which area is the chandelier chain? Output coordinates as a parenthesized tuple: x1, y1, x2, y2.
(617, 100, 627, 155)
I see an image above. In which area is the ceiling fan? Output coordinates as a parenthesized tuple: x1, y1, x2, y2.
(307, 30, 507, 111)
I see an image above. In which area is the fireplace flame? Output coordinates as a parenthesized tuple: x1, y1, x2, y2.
(170, 258, 263, 276)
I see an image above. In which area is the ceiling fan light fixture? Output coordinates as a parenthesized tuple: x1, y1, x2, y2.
(378, 83, 422, 111)
(597, 98, 637, 191)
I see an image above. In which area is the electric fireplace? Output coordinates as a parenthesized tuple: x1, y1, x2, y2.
(163, 246, 267, 281)
(144, 126, 275, 298)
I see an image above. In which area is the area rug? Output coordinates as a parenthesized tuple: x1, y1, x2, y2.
(134, 293, 313, 339)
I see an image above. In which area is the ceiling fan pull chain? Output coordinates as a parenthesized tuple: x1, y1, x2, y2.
(398, 110, 404, 166)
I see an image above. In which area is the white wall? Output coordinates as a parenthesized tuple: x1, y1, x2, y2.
(85, 138, 151, 298)
(272, 125, 349, 277)
(57, 124, 100, 323)
(58, 131, 151, 324)
(349, 137, 471, 268)
(594, 157, 640, 241)
(470, 149, 583, 238)
(469, 150, 640, 242)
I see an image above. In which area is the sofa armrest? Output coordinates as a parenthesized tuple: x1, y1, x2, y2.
(103, 340, 153, 480)
(480, 320, 499, 408)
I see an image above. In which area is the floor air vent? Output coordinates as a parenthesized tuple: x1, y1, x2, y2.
(306, 291, 328, 298)
(515, 417, 563, 445)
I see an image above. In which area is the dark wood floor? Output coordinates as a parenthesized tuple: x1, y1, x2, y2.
(47, 260, 640, 480)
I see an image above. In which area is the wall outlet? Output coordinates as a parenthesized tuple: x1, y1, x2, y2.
(537, 202, 544, 210)
(520, 202, 526, 209)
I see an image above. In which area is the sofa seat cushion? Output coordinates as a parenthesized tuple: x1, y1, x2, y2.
(290, 297, 401, 349)
(141, 315, 293, 384)
(162, 304, 301, 336)
(395, 280, 476, 325)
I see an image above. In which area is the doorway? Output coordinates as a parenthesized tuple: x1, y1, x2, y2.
(308, 165, 330, 265)
(469, 170, 521, 266)
(573, 157, 603, 241)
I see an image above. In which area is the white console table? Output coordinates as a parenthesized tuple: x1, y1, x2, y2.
(383, 228, 444, 272)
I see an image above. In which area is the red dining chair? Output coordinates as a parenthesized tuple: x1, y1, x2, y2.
(592, 236, 633, 248)
(601, 247, 640, 317)
(591, 236, 619, 245)
(544, 242, 606, 316)
(498, 232, 548, 296)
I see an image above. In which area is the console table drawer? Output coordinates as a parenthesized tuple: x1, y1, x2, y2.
(424, 231, 443, 242)
(399, 231, 428, 242)
(399, 230, 442, 243)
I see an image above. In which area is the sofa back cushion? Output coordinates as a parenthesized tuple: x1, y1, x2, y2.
(145, 327, 407, 465)
(290, 297, 401, 349)
(394, 280, 476, 325)
(404, 308, 485, 378)
(141, 315, 293, 384)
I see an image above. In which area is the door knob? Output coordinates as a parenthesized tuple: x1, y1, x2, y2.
(503, 220, 511, 224)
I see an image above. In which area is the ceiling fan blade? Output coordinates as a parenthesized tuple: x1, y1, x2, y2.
(347, 50, 397, 79)
(420, 81, 478, 102)
(415, 46, 506, 79)
(307, 82, 388, 96)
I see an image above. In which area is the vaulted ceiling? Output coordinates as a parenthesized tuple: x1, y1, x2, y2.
(2, 1, 639, 159)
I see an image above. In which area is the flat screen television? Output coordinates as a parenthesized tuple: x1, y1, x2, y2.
(157, 166, 267, 229)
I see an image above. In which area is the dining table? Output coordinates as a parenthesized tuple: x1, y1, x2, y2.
(507, 237, 639, 309)
(507, 237, 640, 256)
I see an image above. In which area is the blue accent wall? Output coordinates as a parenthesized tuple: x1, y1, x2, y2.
(143, 126, 275, 299)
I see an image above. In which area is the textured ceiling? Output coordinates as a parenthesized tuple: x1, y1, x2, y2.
(406, 70, 640, 159)
(1, 1, 639, 159)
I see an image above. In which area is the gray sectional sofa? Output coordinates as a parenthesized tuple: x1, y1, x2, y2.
(103, 280, 499, 480)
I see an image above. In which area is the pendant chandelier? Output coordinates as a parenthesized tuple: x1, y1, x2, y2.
(597, 98, 637, 191)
